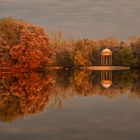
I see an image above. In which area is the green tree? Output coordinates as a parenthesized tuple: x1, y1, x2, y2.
(113, 47, 135, 66)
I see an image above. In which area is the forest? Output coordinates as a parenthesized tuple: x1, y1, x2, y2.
(0, 17, 140, 70)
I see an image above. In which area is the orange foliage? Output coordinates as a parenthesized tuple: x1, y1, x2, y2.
(0, 17, 52, 70)
(0, 72, 54, 122)
(0, 70, 139, 122)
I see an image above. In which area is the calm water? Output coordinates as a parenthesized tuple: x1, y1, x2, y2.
(0, 0, 140, 139)
(0, 0, 140, 38)
(0, 70, 140, 140)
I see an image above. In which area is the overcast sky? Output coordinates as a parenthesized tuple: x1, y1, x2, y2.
(0, 0, 140, 39)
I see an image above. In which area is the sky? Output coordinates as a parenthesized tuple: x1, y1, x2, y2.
(0, 0, 140, 39)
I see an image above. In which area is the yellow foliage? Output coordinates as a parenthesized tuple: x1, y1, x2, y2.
(74, 50, 87, 66)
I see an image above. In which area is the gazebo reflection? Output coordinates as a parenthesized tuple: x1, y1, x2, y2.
(101, 71, 112, 88)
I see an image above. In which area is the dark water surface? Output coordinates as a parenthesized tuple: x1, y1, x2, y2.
(0, 70, 140, 140)
(0, 0, 140, 38)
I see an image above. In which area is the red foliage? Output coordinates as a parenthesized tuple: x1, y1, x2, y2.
(0, 17, 52, 70)
(0, 72, 54, 121)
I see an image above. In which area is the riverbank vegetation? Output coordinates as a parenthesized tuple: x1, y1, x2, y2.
(51, 36, 140, 68)
(0, 17, 140, 69)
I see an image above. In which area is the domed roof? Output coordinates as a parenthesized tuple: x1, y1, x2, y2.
(101, 80, 112, 88)
(101, 48, 112, 55)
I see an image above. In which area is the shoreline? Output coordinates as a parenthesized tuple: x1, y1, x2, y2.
(0, 66, 134, 73)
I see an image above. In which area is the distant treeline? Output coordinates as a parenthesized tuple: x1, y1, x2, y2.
(50, 34, 140, 68)
(0, 17, 140, 69)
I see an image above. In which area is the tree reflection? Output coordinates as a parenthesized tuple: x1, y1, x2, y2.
(0, 72, 54, 122)
(0, 70, 140, 122)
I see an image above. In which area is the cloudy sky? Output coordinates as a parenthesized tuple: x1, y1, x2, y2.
(0, 0, 140, 39)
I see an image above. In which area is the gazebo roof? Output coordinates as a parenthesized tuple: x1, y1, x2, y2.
(101, 48, 112, 55)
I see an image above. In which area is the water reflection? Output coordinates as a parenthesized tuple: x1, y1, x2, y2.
(101, 71, 112, 88)
(0, 70, 140, 122)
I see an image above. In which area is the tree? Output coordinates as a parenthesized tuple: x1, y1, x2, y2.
(129, 36, 140, 67)
(74, 39, 92, 66)
(0, 17, 51, 69)
(113, 47, 135, 66)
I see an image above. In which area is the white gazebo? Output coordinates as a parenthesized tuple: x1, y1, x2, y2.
(101, 48, 112, 66)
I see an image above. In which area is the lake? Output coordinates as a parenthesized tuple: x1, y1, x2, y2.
(0, 70, 140, 140)
(0, 0, 140, 139)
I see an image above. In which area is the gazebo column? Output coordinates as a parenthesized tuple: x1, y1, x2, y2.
(107, 56, 109, 65)
(108, 55, 110, 65)
(101, 55, 103, 65)
(105, 55, 107, 65)
(101, 54, 112, 66)
(103, 56, 104, 65)
(107, 56, 108, 65)
(107, 55, 109, 65)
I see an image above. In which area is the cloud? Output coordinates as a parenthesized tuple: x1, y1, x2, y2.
(0, 0, 140, 38)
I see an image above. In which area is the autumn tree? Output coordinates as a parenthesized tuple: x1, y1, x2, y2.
(113, 47, 135, 66)
(74, 39, 92, 66)
(129, 36, 140, 67)
(0, 17, 51, 70)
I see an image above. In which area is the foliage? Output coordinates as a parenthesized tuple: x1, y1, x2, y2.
(74, 39, 93, 66)
(0, 17, 51, 69)
(50, 36, 140, 67)
(0, 17, 140, 68)
(0, 70, 140, 122)
(55, 49, 74, 68)
(0, 72, 54, 122)
(129, 36, 140, 66)
(113, 47, 135, 66)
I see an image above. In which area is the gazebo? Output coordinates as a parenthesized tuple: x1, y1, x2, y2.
(101, 48, 112, 66)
